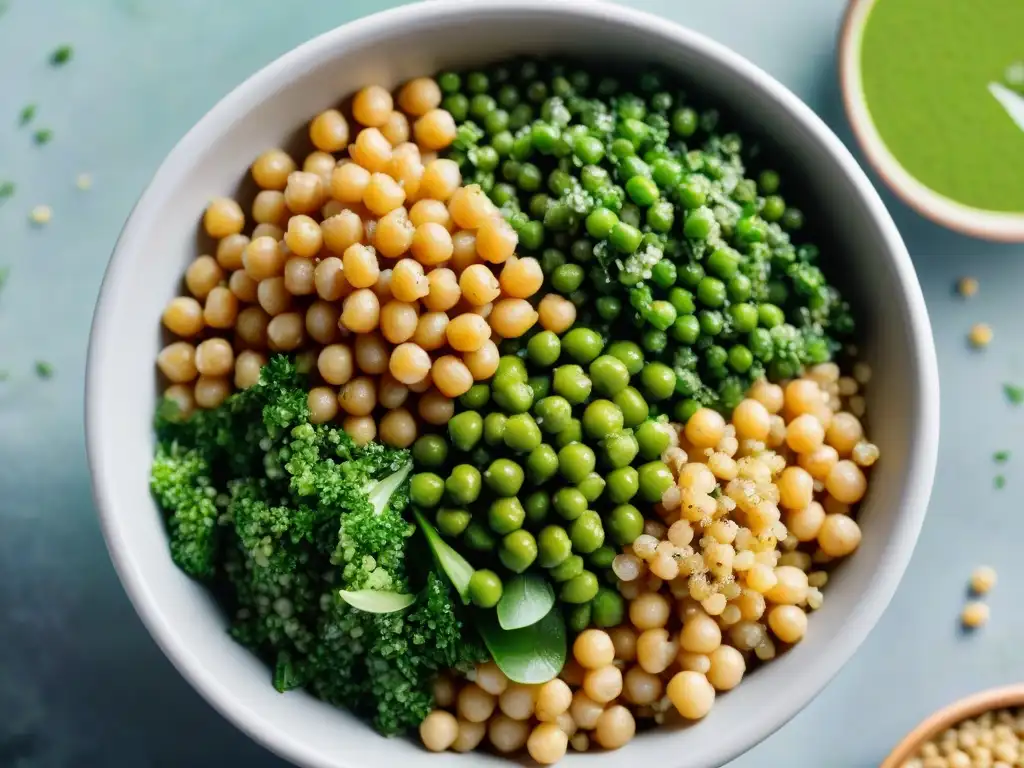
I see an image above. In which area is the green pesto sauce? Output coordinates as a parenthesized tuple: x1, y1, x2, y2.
(860, 0, 1024, 212)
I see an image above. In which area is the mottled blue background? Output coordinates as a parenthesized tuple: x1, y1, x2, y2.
(1, 1, 1022, 766)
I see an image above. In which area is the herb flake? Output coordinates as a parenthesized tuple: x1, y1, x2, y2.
(50, 45, 73, 66)
(33, 128, 53, 146)
(995, 475, 1006, 490)
(1004, 383, 1024, 405)
(0, 181, 13, 200)
(35, 361, 54, 379)
(19, 104, 37, 126)
(994, 450, 1011, 463)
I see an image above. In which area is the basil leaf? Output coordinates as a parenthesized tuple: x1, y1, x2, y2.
(414, 509, 474, 603)
(497, 573, 556, 630)
(477, 607, 566, 684)
(338, 589, 415, 614)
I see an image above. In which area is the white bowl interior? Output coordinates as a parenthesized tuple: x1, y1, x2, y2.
(87, 3, 939, 768)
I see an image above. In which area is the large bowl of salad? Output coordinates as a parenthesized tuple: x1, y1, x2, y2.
(85, 1, 939, 767)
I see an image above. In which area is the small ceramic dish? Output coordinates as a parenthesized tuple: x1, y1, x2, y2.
(881, 684, 1024, 767)
(839, 0, 1024, 242)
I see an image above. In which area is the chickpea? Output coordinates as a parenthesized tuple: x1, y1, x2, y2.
(535, 679, 572, 722)
(629, 593, 671, 631)
(251, 149, 296, 190)
(162, 383, 195, 420)
(680, 612, 722, 654)
(251, 223, 283, 241)
(448, 184, 495, 230)
(380, 110, 410, 146)
(414, 108, 457, 151)
(569, 690, 604, 730)
(785, 379, 821, 416)
(229, 270, 259, 304)
(685, 407, 726, 449)
(459, 264, 500, 306)
(768, 604, 808, 644)
(667, 671, 715, 720)
(582, 666, 622, 704)
(409, 198, 453, 230)
(303, 151, 336, 187)
(378, 373, 409, 410)
(786, 501, 826, 542)
(157, 341, 198, 383)
(282, 257, 315, 297)
(162, 297, 205, 337)
(826, 412, 864, 456)
(499, 683, 537, 720)
(411, 222, 454, 266)
(389, 342, 431, 385)
(338, 243, 378, 290)
(252, 190, 288, 227)
(185, 256, 224, 301)
(419, 158, 461, 202)
(235, 306, 270, 349)
(203, 197, 244, 239)
(431, 355, 473, 398)
(194, 338, 234, 377)
(203, 287, 239, 329)
(778, 466, 814, 510)
(419, 709, 458, 753)
(215, 233, 249, 271)
(354, 332, 390, 375)
(451, 719, 486, 754)
(488, 715, 529, 754)
(573, 629, 615, 669)
(449, 230, 478, 273)
(765, 565, 809, 605)
(476, 216, 517, 264)
(622, 666, 663, 706)
(363, 172, 406, 217)
(309, 109, 350, 152)
(499, 256, 543, 298)
(283, 171, 325, 215)
(388, 151, 423, 201)
(412, 311, 449, 352)
(463, 339, 499, 380)
(313, 257, 348, 302)
(444, 313, 488, 353)
(817, 513, 862, 557)
(732, 398, 771, 441)
(593, 705, 635, 750)
(537, 293, 576, 334)
(786, 413, 826, 454)
(490, 298, 538, 338)
(283, 215, 322, 258)
(527, 722, 569, 765)
(317, 344, 354, 386)
(194, 375, 231, 409)
(352, 85, 393, 128)
(398, 77, 442, 117)
(374, 207, 414, 259)
(608, 626, 638, 662)
(267, 312, 304, 351)
(234, 350, 266, 389)
(349, 127, 393, 174)
(391, 258, 430, 302)
(338, 376, 376, 417)
(423, 267, 461, 312)
(342, 415, 377, 446)
(243, 236, 286, 281)
(307, 386, 339, 425)
(340, 289, 381, 333)
(380, 300, 420, 344)
(257, 277, 292, 316)
(330, 163, 371, 205)
(826, 459, 867, 504)
(635, 628, 677, 675)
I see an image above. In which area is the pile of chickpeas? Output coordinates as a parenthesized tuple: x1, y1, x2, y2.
(903, 708, 1024, 768)
(418, 365, 878, 762)
(155, 77, 545, 448)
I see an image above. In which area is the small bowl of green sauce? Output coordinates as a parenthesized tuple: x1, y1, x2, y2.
(840, 0, 1024, 241)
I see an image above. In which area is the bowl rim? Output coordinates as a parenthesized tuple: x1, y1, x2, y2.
(85, 1, 941, 766)
(881, 684, 1024, 767)
(838, 0, 1024, 242)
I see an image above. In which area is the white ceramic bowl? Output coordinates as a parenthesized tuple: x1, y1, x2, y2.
(86, 2, 940, 766)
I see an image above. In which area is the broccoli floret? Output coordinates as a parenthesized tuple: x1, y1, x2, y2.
(150, 442, 219, 579)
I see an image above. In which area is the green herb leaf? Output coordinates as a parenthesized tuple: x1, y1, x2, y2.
(497, 573, 556, 630)
(19, 104, 36, 126)
(0, 181, 13, 200)
(994, 450, 1011, 463)
(995, 475, 1006, 489)
(477, 607, 566, 684)
(1004, 383, 1024, 405)
(414, 509, 474, 603)
(35, 361, 53, 379)
(50, 45, 73, 66)
(338, 589, 415, 614)
(33, 128, 53, 145)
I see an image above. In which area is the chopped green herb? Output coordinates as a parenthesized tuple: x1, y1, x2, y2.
(33, 128, 53, 145)
(1004, 383, 1024, 405)
(994, 450, 1011, 463)
(995, 475, 1006, 490)
(19, 104, 37, 126)
(0, 370, 8, 382)
(35, 361, 54, 379)
(50, 45, 73, 66)
(0, 181, 13, 200)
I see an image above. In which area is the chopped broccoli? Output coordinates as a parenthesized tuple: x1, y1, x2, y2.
(150, 355, 480, 736)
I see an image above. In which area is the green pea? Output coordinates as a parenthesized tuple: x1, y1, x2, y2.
(561, 328, 604, 364)
(589, 355, 631, 397)
(591, 587, 625, 627)
(677, 176, 707, 208)
(554, 418, 584, 449)
(607, 504, 644, 545)
(564, 602, 591, 633)
(646, 300, 677, 332)
(494, 355, 528, 384)
(549, 554, 584, 582)
(586, 207, 618, 239)
(638, 461, 674, 503)
(489, 497, 526, 535)
(527, 375, 550, 400)
(458, 383, 490, 410)
(577, 472, 606, 504)
(524, 490, 551, 525)
(579, 399, 622, 441)
(589, 545, 617, 570)
(436, 507, 471, 538)
(705, 344, 729, 372)
(728, 274, 752, 302)
(758, 303, 785, 328)
(410, 472, 445, 508)
(596, 296, 622, 321)
(650, 259, 677, 289)
(749, 327, 774, 361)
(527, 331, 561, 367)
(672, 106, 698, 136)
(485, 458, 525, 497)
(613, 386, 649, 428)
(552, 263, 586, 294)
(762, 194, 786, 222)
(640, 362, 676, 401)
(610, 221, 643, 253)
(411, 434, 448, 469)
(553, 364, 593, 404)
(469, 569, 503, 609)
(493, 381, 534, 414)
(464, 521, 497, 551)
(668, 287, 696, 315)
(499, 530, 538, 574)
(527, 443, 559, 485)
(729, 303, 759, 333)
(729, 345, 754, 373)
(553, 487, 589, 521)
(683, 207, 716, 240)
(674, 398, 701, 423)
(646, 200, 675, 233)
(534, 395, 573, 434)
(448, 411, 483, 451)
(671, 314, 701, 344)
(603, 431, 640, 469)
(605, 341, 644, 376)
(707, 247, 739, 279)
(558, 442, 596, 484)
(503, 413, 542, 453)
(679, 261, 705, 288)
(635, 419, 672, 460)
(625, 175, 659, 207)
(642, 328, 667, 354)
(697, 276, 727, 308)
(445, 464, 482, 505)
(570, 511, 605, 554)
(606, 467, 639, 504)
(483, 412, 508, 446)
(538, 525, 573, 568)
(699, 310, 724, 336)
(560, 570, 600, 603)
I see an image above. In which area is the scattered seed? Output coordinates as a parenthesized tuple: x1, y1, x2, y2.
(29, 205, 52, 226)
(76, 173, 92, 190)
(970, 566, 997, 595)
(969, 323, 993, 348)
(956, 276, 979, 297)
(961, 601, 990, 628)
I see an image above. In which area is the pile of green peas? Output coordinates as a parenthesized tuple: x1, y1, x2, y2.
(408, 324, 679, 630)
(434, 58, 855, 416)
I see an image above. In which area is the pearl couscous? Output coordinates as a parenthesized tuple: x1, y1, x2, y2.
(901, 708, 1024, 768)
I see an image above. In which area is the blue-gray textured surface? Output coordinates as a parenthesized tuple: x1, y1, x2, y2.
(0, 1, 1020, 766)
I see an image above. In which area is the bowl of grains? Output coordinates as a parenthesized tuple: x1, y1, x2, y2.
(883, 686, 1024, 768)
